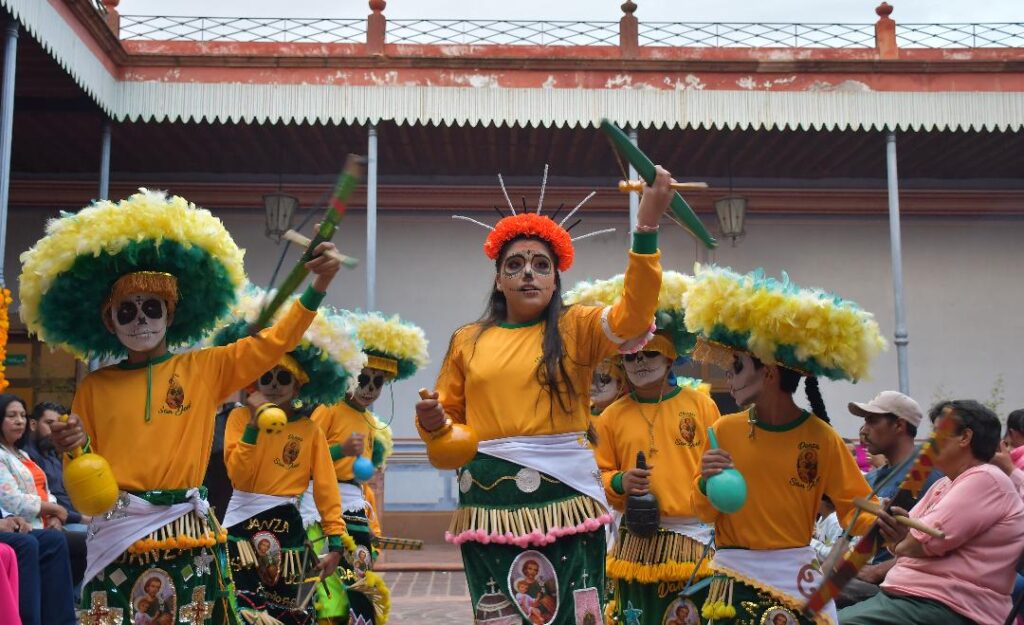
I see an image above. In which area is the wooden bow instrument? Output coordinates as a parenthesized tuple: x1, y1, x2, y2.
(253, 155, 365, 330)
(802, 412, 956, 618)
(599, 119, 718, 249)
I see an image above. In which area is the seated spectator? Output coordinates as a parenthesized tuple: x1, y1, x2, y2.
(0, 395, 67, 529)
(839, 400, 1024, 625)
(0, 513, 76, 625)
(1006, 409, 1024, 470)
(811, 496, 843, 568)
(837, 391, 943, 608)
(23, 402, 88, 585)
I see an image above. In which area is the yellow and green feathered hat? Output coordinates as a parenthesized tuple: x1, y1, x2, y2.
(18, 189, 246, 360)
(683, 265, 887, 381)
(564, 270, 696, 356)
(349, 311, 429, 381)
(209, 285, 367, 405)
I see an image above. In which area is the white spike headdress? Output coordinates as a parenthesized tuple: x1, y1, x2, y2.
(453, 166, 614, 271)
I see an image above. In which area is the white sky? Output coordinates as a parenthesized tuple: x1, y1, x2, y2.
(118, 1, 1021, 22)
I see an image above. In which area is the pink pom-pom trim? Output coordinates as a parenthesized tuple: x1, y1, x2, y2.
(445, 511, 613, 547)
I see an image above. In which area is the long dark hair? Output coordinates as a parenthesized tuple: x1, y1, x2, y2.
(0, 393, 29, 447)
(752, 359, 830, 423)
(474, 235, 577, 417)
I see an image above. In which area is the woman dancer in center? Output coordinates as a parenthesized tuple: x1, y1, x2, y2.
(416, 166, 675, 624)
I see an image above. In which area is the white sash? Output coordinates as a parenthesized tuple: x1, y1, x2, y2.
(477, 432, 609, 513)
(298, 480, 369, 528)
(659, 515, 714, 546)
(712, 546, 837, 625)
(222, 490, 297, 529)
(84, 489, 209, 587)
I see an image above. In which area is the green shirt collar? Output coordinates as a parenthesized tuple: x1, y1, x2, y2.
(753, 408, 812, 432)
(497, 317, 543, 329)
(630, 385, 682, 404)
(117, 351, 173, 370)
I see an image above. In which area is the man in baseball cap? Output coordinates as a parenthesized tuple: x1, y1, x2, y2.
(837, 391, 944, 609)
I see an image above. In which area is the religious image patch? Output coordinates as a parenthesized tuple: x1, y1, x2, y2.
(790, 442, 821, 490)
(130, 567, 176, 624)
(508, 550, 559, 625)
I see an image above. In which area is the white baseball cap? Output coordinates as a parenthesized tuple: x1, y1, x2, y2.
(848, 391, 923, 427)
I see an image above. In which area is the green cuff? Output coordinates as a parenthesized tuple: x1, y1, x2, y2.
(327, 535, 343, 552)
(299, 284, 326, 310)
(611, 472, 625, 495)
(698, 477, 707, 495)
(329, 443, 345, 461)
(631, 231, 658, 254)
(241, 425, 260, 445)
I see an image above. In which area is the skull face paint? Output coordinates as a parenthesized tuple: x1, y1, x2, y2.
(590, 361, 621, 410)
(622, 350, 671, 389)
(257, 365, 299, 404)
(728, 353, 765, 407)
(495, 240, 557, 319)
(352, 366, 391, 408)
(110, 292, 168, 353)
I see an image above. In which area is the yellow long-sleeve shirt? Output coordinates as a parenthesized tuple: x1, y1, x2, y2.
(692, 410, 875, 549)
(223, 407, 345, 537)
(595, 386, 720, 514)
(311, 399, 375, 482)
(429, 244, 662, 442)
(71, 296, 317, 492)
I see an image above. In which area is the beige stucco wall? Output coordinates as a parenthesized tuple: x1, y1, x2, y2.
(5, 205, 1023, 443)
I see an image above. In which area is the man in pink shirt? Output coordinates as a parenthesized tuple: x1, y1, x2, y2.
(839, 400, 1024, 625)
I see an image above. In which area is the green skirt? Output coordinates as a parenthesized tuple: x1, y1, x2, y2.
(700, 576, 814, 625)
(605, 527, 713, 625)
(454, 453, 607, 625)
(79, 489, 240, 625)
(227, 503, 313, 625)
(306, 510, 389, 624)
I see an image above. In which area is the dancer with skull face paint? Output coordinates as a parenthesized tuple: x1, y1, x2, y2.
(18, 190, 346, 625)
(301, 311, 427, 622)
(209, 287, 367, 625)
(590, 358, 626, 418)
(568, 270, 718, 625)
(681, 266, 888, 625)
(416, 166, 676, 624)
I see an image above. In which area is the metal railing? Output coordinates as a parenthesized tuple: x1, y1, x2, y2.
(386, 19, 619, 46)
(116, 15, 1024, 49)
(639, 22, 876, 48)
(119, 16, 365, 43)
(897, 23, 1024, 48)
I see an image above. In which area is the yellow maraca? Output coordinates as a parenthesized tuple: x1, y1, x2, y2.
(418, 389, 478, 470)
(59, 414, 120, 517)
(256, 403, 288, 434)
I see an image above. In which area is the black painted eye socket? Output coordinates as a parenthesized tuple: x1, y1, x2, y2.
(141, 298, 164, 320)
(623, 350, 661, 363)
(116, 302, 138, 325)
(732, 356, 744, 374)
(358, 374, 384, 388)
(260, 370, 292, 386)
(596, 374, 613, 385)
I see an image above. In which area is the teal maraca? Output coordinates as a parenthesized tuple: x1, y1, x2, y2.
(705, 426, 747, 513)
(352, 456, 376, 482)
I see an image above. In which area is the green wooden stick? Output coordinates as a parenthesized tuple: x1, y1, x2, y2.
(253, 155, 365, 330)
(600, 119, 718, 249)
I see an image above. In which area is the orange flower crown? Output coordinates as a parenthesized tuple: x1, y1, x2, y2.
(484, 213, 575, 271)
(455, 165, 614, 272)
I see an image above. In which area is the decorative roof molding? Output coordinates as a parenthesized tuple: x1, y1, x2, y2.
(8, 0, 1024, 132)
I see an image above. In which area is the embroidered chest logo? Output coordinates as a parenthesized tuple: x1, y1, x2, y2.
(789, 442, 821, 490)
(674, 413, 700, 447)
(159, 373, 192, 416)
(275, 435, 303, 469)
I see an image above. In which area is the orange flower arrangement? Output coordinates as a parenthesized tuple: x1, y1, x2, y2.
(0, 288, 11, 392)
(483, 213, 575, 271)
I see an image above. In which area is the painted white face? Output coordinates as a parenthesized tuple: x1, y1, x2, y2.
(590, 363, 621, 408)
(257, 365, 299, 404)
(110, 291, 168, 353)
(728, 353, 765, 407)
(352, 367, 391, 408)
(622, 350, 671, 388)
